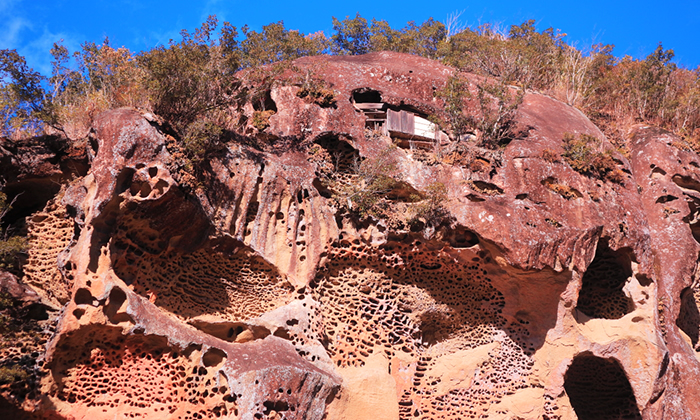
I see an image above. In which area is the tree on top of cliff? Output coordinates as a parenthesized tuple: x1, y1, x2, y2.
(332, 14, 446, 59)
(240, 22, 329, 68)
(331, 14, 372, 55)
(138, 15, 239, 133)
(0, 14, 697, 149)
(0, 50, 52, 138)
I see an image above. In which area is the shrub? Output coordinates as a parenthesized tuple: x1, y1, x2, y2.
(472, 80, 525, 149)
(331, 14, 372, 55)
(562, 132, 596, 172)
(345, 146, 402, 219)
(182, 120, 225, 163)
(138, 16, 239, 135)
(0, 192, 27, 272)
(434, 74, 471, 139)
(442, 20, 564, 92)
(297, 84, 336, 107)
(0, 49, 52, 137)
(562, 132, 625, 183)
(541, 148, 560, 162)
(2, 14, 698, 159)
(0, 236, 28, 272)
(0, 365, 28, 385)
(292, 64, 336, 107)
(240, 21, 328, 68)
(318, 143, 402, 220)
(433, 74, 524, 149)
(251, 110, 276, 131)
(410, 182, 449, 228)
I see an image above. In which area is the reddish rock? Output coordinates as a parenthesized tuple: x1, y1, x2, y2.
(2, 52, 699, 420)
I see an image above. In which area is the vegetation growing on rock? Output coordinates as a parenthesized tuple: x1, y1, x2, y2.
(1, 14, 697, 149)
(1, 12, 700, 420)
(562, 132, 626, 183)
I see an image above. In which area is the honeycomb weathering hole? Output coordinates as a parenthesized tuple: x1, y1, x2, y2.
(104, 287, 132, 324)
(53, 328, 239, 419)
(202, 347, 227, 367)
(314, 135, 359, 174)
(564, 354, 641, 420)
(312, 240, 538, 419)
(576, 241, 634, 319)
(111, 230, 294, 322)
(74, 288, 94, 305)
(441, 225, 479, 248)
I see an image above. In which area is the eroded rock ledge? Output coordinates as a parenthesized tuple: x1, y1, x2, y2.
(1, 52, 699, 420)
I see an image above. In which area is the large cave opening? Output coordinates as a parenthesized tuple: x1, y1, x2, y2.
(576, 240, 634, 319)
(351, 88, 382, 104)
(564, 353, 641, 420)
(313, 135, 359, 174)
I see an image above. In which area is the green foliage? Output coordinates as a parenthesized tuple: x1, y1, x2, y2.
(295, 68, 336, 107)
(1, 14, 697, 152)
(240, 21, 328, 68)
(317, 143, 401, 219)
(562, 133, 624, 183)
(0, 49, 51, 137)
(47, 39, 150, 134)
(331, 14, 372, 55)
(442, 20, 564, 91)
(561, 132, 596, 172)
(182, 120, 225, 163)
(0, 192, 28, 272)
(595, 44, 676, 122)
(410, 182, 449, 228)
(345, 146, 401, 219)
(251, 110, 275, 131)
(0, 191, 7, 216)
(297, 84, 335, 107)
(0, 365, 28, 385)
(433, 74, 523, 148)
(0, 236, 28, 271)
(239, 60, 292, 113)
(473, 81, 525, 149)
(434, 74, 471, 138)
(138, 16, 239, 134)
(347, 173, 400, 219)
(369, 18, 446, 59)
(331, 14, 447, 58)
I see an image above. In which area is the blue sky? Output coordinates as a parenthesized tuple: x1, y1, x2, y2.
(2, 0, 698, 75)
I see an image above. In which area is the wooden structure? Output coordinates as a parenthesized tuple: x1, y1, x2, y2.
(353, 101, 448, 149)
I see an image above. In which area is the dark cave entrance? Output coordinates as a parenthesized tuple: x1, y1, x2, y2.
(676, 287, 700, 350)
(564, 353, 641, 420)
(351, 88, 382, 104)
(576, 240, 634, 319)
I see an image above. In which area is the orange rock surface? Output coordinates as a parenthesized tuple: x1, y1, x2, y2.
(1, 52, 699, 419)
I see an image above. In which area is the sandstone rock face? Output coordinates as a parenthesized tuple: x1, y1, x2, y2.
(2, 52, 699, 419)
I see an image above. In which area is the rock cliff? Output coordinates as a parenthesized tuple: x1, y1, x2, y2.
(1, 52, 699, 419)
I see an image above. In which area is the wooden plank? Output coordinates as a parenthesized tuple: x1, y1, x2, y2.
(354, 102, 386, 110)
(402, 111, 414, 134)
(387, 109, 400, 132)
(414, 116, 437, 139)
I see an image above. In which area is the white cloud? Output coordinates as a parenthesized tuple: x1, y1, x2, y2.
(200, 0, 228, 23)
(0, 16, 31, 48)
(0, 0, 31, 49)
(20, 27, 80, 75)
(0, 0, 17, 14)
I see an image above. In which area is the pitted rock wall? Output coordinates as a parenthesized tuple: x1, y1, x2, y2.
(1, 52, 699, 420)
